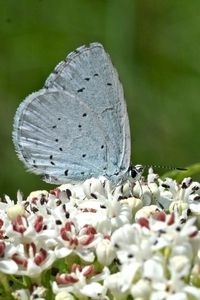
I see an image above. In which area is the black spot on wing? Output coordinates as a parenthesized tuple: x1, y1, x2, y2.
(77, 87, 85, 93)
(33, 160, 38, 168)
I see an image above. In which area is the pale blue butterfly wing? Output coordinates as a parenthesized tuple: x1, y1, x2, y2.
(13, 42, 131, 184)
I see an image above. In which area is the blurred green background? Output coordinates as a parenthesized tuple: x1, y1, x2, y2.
(1, 0, 200, 198)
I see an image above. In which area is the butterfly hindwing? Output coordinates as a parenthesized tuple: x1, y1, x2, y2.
(13, 43, 131, 184)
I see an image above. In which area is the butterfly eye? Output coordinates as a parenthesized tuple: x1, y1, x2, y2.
(128, 165, 144, 181)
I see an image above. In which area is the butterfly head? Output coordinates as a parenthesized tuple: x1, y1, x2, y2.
(128, 164, 144, 182)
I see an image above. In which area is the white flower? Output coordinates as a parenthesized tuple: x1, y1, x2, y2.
(6, 204, 25, 220)
(135, 205, 161, 221)
(120, 196, 143, 216)
(111, 223, 154, 264)
(169, 255, 190, 278)
(80, 282, 107, 299)
(12, 289, 30, 300)
(143, 258, 164, 281)
(55, 291, 76, 300)
(52, 264, 109, 298)
(55, 221, 100, 262)
(96, 238, 116, 266)
(104, 272, 130, 296)
(130, 278, 151, 299)
(2, 169, 200, 298)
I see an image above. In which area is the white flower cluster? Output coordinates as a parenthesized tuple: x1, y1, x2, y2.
(0, 170, 200, 299)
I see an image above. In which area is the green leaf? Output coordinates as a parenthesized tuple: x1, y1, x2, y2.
(162, 163, 200, 181)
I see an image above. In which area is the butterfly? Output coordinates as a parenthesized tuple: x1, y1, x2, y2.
(13, 42, 143, 185)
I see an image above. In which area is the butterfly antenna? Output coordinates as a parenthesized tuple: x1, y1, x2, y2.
(145, 165, 187, 171)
